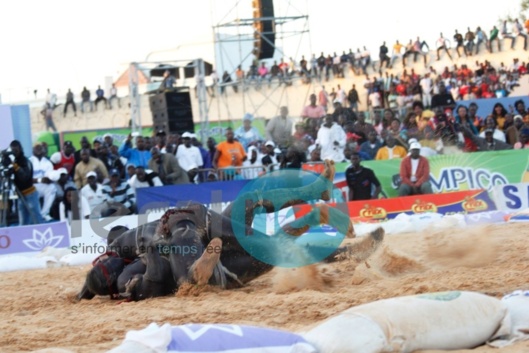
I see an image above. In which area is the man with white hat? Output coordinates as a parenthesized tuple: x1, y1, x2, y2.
(176, 132, 204, 182)
(398, 141, 433, 196)
(81, 171, 106, 215)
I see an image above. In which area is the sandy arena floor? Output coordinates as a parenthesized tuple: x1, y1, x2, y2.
(1, 222, 529, 353)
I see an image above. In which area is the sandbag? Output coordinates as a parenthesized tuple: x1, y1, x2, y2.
(302, 291, 511, 353)
(488, 290, 529, 347)
(108, 322, 317, 353)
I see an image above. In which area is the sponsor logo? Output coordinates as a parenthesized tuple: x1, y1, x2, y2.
(462, 197, 488, 212)
(359, 204, 387, 219)
(411, 200, 438, 214)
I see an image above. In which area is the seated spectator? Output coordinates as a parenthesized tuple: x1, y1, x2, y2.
(479, 116, 506, 142)
(80, 87, 94, 113)
(398, 142, 433, 197)
(514, 128, 529, 149)
(59, 187, 91, 223)
(280, 146, 306, 170)
(126, 164, 136, 180)
(148, 147, 189, 185)
(375, 135, 407, 160)
(108, 83, 121, 109)
(490, 103, 508, 130)
(49, 168, 76, 221)
(102, 169, 136, 216)
(464, 128, 513, 151)
(30, 143, 57, 221)
(128, 166, 164, 194)
(73, 148, 109, 189)
(359, 131, 382, 160)
(49, 141, 76, 178)
(505, 115, 525, 145)
(81, 171, 107, 217)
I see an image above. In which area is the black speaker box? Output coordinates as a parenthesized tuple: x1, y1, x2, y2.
(150, 91, 194, 135)
(253, 0, 275, 60)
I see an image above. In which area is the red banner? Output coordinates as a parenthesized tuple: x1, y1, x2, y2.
(294, 189, 496, 223)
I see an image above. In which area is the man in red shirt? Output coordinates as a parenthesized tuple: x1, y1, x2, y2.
(398, 142, 433, 196)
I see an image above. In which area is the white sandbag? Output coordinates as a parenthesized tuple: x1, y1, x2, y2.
(302, 291, 511, 353)
(108, 322, 317, 353)
(488, 290, 529, 347)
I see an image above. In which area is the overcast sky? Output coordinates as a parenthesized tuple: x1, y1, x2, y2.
(0, 0, 521, 102)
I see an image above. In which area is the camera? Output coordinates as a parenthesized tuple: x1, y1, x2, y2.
(0, 148, 15, 175)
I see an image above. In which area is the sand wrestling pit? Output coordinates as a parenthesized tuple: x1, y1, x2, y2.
(1, 222, 529, 352)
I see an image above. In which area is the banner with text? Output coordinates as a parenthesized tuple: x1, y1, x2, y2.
(0, 222, 70, 255)
(294, 189, 496, 223)
(335, 149, 529, 198)
(491, 182, 529, 211)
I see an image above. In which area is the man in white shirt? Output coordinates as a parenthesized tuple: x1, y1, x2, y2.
(316, 115, 346, 163)
(81, 171, 107, 217)
(420, 73, 433, 108)
(128, 167, 164, 194)
(241, 146, 262, 179)
(29, 143, 57, 221)
(176, 132, 204, 182)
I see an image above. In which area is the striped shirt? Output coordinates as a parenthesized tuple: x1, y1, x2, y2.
(102, 180, 135, 209)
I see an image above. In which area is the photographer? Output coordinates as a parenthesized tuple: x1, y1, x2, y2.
(2, 140, 44, 225)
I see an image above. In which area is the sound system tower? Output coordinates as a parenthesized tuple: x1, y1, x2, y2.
(253, 0, 275, 60)
(149, 90, 194, 135)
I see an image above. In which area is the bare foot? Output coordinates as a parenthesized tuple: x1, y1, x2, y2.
(190, 238, 222, 285)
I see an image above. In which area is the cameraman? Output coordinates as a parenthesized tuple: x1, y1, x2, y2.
(2, 140, 44, 225)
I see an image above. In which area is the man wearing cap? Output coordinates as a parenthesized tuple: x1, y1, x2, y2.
(234, 113, 263, 150)
(1, 141, 44, 225)
(119, 133, 151, 169)
(102, 169, 136, 215)
(50, 141, 77, 177)
(265, 106, 294, 149)
(398, 142, 433, 197)
(81, 171, 106, 216)
(464, 128, 512, 151)
(73, 148, 109, 189)
(176, 132, 204, 182)
(29, 143, 57, 221)
(505, 115, 525, 145)
(149, 147, 189, 185)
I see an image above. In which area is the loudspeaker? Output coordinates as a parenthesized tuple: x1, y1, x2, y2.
(252, 0, 275, 60)
(150, 91, 194, 135)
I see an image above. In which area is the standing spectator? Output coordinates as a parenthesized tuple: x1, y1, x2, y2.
(436, 33, 452, 61)
(390, 40, 404, 68)
(315, 114, 347, 163)
(453, 30, 466, 58)
(301, 94, 326, 121)
(42, 104, 57, 132)
(221, 71, 237, 94)
(108, 83, 121, 109)
(118, 134, 151, 169)
(160, 70, 176, 90)
(63, 89, 77, 117)
(379, 41, 390, 70)
(420, 73, 433, 108)
(345, 151, 381, 201)
(241, 146, 262, 179)
(45, 88, 58, 109)
(265, 106, 293, 149)
(1, 140, 44, 225)
(80, 86, 93, 113)
(234, 113, 263, 150)
(318, 86, 330, 112)
(347, 84, 360, 113)
(213, 127, 246, 180)
(29, 143, 56, 221)
(175, 132, 203, 182)
(149, 146, 189, 185)
(81, 171, 106, 216)
(73, 148, 109, 189)
(398, 142, 433, 196)
(464, 27, 475, 56)
(94, 85, 108, 110)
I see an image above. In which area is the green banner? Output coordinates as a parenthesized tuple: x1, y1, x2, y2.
(336, 149, 529, 198)
(197, 119, 267, 143)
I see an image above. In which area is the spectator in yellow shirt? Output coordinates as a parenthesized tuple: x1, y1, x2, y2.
(375, 135, 408, 160)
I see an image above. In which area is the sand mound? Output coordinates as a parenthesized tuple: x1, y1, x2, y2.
(176, 282, 219, 297)
(272, 265, 334, 293)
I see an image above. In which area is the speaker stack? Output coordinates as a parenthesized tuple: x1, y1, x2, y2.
(252, 0, 275, 60)
(149, 90, 194, 135)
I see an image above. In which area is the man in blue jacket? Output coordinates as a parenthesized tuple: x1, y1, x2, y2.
(118, 134, 151, 169)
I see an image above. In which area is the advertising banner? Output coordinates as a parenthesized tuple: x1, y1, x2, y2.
(61, 127, 154, 150)
(335, 149, 529, 198)
(491, 182, 529, 211)
(293, 189, 496, 223)
(0, 221, 70, 255)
